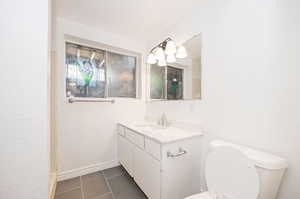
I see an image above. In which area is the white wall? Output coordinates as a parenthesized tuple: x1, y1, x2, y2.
(146, 0, 300, 198)
(53, 18, 147, 179)
(0, 0, 50, 199)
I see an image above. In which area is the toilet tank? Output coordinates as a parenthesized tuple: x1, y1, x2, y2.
(210, 140, 288, 199)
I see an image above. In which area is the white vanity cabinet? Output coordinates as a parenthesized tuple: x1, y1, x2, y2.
(117, 134, 134, 176)
(117, 123, 202, 199)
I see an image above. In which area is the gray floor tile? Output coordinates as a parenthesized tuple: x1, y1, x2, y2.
(82, 172, 110, 199)
(55, 177, 81, 195)
(102, 166, 125, 179)
(55, 188, 82, 199)
(93, 193, 114, 199)
(108, 173, 147, 199)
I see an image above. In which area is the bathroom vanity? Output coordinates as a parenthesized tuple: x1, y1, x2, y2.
(117, 121, 203, 199)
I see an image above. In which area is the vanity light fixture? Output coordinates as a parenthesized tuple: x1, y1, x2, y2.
(154, 47, 165, 61)
(176, 45, 187, 59)
(146, 52, 157, 64)
(146, 37, 187, 66)
(165, 40, 177, 55)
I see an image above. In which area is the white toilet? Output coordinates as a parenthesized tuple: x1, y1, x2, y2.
(186, 140, 288, 199)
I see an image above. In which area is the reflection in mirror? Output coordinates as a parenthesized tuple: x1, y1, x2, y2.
(149, 33, 201, 100)
(167, 66, 183, 100)
(150, 65, 165, 99)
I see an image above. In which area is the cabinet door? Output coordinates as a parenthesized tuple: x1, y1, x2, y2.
(134, 146, 161, 199)
(117, 135, 134, 177)
(161, 139, 202, 199)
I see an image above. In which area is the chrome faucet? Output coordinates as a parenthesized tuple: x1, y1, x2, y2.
(158, 113, 169, 127)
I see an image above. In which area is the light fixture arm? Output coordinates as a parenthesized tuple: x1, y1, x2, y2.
(149, 37, 173, 53)
(146, 37, 187, 66)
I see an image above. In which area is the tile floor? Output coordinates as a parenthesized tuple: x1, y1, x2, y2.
(55, 166, 148, 199)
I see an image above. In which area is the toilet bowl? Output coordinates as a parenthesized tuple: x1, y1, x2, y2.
(185, 140, 288, 199)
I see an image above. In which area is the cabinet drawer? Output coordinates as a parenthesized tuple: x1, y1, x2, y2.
(125, 128, 145, 149)
(145, 138, 161, 160)
(117, 124, 125, 136)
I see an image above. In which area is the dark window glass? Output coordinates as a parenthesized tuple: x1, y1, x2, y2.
(107, 52, 136, 98)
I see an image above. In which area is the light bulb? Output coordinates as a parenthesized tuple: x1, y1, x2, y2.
(176, 46, 187, 58)
(146, 53, 157, 64)
(165, 40, 177, 55)
(158, 59, 167, 67)
(166, 54, 176, 63)
(154, 47, 165, 61)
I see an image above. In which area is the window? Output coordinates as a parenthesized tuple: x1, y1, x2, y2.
(66, 42, 138, 98)
(150, 64, 183, 100)
(106, 52, 136, 98)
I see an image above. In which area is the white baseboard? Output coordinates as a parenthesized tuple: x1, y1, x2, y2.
(57, 160, 119, 181)
(49, 172, 57, 199)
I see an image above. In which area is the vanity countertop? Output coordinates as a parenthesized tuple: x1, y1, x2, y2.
(118, 121, 203, 144)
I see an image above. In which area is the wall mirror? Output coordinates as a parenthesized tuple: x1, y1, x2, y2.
(148, 33, 202, 101)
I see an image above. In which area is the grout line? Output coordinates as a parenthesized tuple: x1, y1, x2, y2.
(90, 192, 113, 199)
(104, 173, 124, 181)
(55, 186, 81, 196)
(80, 176, 85, 199)
(101, 171, 116, 199)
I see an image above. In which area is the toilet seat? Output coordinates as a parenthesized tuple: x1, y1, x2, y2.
(185, 147, 260, 199)
(185, 192, 212, 199)
(185, 140, 287, 199)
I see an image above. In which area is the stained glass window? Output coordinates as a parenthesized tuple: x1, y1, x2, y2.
(66, 42, 137, 98)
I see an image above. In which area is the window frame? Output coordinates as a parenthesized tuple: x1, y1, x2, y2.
(64, 35, 142, 101)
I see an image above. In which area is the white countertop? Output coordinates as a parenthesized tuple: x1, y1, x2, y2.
(118, 121, 203, 144)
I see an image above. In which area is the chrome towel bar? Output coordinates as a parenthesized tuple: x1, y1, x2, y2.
(68, 97, 115, 104)
(167, 148, 187, 158)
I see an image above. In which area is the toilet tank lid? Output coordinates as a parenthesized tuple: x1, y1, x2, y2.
(210, 140, 288, 170)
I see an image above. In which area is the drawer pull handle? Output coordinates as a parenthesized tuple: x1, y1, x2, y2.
(167, 148, 187, 158)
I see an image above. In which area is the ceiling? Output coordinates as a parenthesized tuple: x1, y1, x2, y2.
(55, 0, 202, 43)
